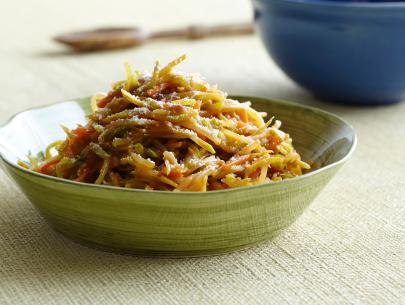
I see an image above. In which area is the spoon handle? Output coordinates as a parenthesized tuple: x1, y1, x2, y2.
(150, 22, 254, 39)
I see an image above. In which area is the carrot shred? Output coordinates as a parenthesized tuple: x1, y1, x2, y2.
(236, 121, 246, 128)
(168, 170, 182, 180)
(146, 82, 172, 97)
(250, 168, 261, 179)
(97, 90, 122, 108)
(239, 108, 248, 123)
(36, 158, 60, 174)
(66, 127, 97, 156)
(193, 100, 202, 111)
(220, 156, 252, 172)
(210, 181, 228, 190)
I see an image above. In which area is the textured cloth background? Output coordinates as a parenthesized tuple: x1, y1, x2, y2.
(0, 0, 404, 304)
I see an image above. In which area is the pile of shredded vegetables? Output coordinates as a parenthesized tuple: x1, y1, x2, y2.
(20, 55, 310, 191)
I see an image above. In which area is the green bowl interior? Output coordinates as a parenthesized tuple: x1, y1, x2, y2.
(0, 96, 355, 179)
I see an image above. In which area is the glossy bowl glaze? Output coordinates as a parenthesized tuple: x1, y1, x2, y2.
(0, 96, 356, 256)
(253, 0, 405, 105)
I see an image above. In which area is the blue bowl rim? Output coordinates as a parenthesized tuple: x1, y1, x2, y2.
(255, 0, 405, 9)
(0, 96, 357, 196)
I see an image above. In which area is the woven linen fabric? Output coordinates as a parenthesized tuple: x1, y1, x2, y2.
(0, 0, 404, 304)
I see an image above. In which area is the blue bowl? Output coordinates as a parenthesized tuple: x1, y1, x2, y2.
(253, 0, 405, 105)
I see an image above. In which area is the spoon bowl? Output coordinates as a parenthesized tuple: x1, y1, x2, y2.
(54, 27, 148, 51)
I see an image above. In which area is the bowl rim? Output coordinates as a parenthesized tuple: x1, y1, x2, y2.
(255, 0, 405, 9)
(0, 95, 357, 195)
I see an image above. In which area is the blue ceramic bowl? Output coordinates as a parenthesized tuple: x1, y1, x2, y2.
(253, 0, 405, 105)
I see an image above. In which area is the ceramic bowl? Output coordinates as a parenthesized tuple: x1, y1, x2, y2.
(0, 96, 356, 256)
(253, 0, 405, 105)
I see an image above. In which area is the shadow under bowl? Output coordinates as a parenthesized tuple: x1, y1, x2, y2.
(253, 0, 405, 105)
(0, 96, 356, 256)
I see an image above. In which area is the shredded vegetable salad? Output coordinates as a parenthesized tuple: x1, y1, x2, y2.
(20, 55, 310, 191)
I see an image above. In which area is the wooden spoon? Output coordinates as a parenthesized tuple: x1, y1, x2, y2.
(54, 23, 254, 52)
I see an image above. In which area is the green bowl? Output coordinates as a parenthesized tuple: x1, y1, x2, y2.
(0, 96, 356, 256)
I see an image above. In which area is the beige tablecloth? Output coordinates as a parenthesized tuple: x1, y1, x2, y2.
(0, 1, 404, 304)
